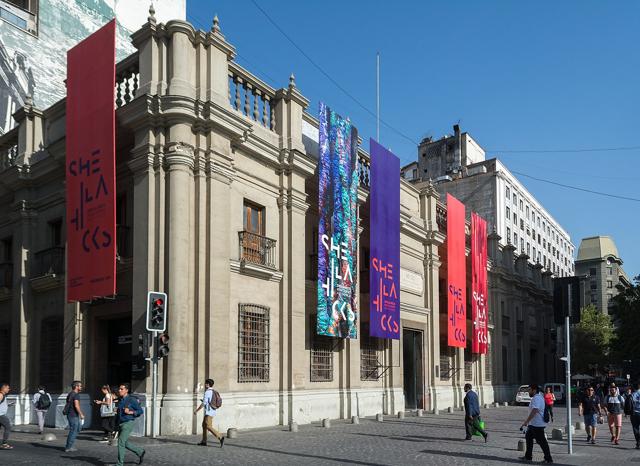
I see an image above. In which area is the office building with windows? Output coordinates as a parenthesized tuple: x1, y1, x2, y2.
(575, 236, 630, 314)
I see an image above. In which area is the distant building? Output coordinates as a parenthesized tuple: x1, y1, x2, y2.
(575, 236, 630, 313)
(403, 125, 575, 278)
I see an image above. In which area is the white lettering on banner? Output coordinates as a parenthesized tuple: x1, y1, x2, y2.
(400, 267, 423, 295)
(320, 234, 355, 324)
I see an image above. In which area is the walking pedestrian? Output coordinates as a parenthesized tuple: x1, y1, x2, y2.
(94, 385, 117, 444)
(32, 385, 52, 434)
(604, 384, 625, 444)
(194, 378, 225, 447)
(0, 383, 14, 450)
(114, 383, 145, 466)
(463, 383, 487, 442)
(63, 380, 85, 452)
(578, 386, 603, 444)
(543, 386, 555, 423)
(629, 382, 640, 450)
(520, 384, 553, 464)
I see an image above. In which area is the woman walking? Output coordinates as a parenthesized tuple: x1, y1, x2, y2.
(604, 384, 625, 445)
(94, 385, 117, 444)
(543, 386, 555, 423)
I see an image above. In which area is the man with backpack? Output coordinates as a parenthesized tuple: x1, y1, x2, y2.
(629, 382, 640, 450)
(32, 385, 52, 435)
(194, 378, 224, 448)
(520, 384, 553, 464)
(114, 383, 145, 466)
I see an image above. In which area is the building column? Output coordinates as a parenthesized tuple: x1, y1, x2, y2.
(161, 141, 196, 434)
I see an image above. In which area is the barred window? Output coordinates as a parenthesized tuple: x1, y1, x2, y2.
(238, 304, 270, 382)
(311, 338, 333, 382)
(360, 324, 379, 381)
(485, 339, 492, 382)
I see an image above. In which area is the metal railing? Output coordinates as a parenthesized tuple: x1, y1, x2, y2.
(31, 247, 65, 278)
(0, 262, 12, 288)
(228, 62, 276, 131)
(238, 304, 270, 383)
(238, 231, 277, 269)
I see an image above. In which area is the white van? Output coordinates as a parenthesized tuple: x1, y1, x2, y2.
(543, 383, 566, 403)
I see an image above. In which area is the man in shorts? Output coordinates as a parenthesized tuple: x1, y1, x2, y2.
(579, 386, 603, 444)
(604, 384, 624, 444)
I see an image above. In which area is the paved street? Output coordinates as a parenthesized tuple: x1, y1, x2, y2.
(1, 406, 639, 465)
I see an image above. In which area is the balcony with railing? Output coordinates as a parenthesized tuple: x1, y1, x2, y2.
(0, 127, 19, 172)
(0, 262, 12, 301)
(239, 231, 277, 270)
(30, 246, 65, 292)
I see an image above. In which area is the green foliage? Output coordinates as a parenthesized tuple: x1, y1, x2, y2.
(572, 304, 614, 374)
(609, 276, 640, 377)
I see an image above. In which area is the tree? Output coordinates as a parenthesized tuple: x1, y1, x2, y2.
(609, 275, 640, 379)
(572, 304, 614, 375)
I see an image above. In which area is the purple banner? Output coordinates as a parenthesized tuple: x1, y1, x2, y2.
(369, 139, 400, 339)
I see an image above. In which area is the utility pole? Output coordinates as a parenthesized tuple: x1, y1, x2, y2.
(150, 331, 158, 438)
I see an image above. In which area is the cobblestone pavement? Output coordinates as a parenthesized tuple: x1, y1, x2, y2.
(1, 406, 640, 465)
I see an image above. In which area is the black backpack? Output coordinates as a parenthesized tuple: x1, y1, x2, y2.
(624, 394, 634, 416)
(36, 393, 51, 410)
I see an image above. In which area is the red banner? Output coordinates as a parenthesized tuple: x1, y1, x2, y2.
(66, 20, 116, 302)
(447, 194, 466, 348)
(471, 213, 488, 354)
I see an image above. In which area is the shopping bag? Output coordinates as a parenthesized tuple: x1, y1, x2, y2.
(472, 419, 485, 436)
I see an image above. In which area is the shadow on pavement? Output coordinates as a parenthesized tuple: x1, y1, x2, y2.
(60, 455, 105, 465)
(420, 448, 573, 465)
(227, 443, 387, 465)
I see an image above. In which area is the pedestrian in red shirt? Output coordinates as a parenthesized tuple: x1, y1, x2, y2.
(544, 386, 556, 423)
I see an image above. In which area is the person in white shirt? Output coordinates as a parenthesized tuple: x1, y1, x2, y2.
(193, 378, 224, 448)
(520, 384, 553, 464)
(32, 385, 52, 434)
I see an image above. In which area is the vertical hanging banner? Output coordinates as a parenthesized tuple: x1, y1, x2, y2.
(66, 20, 116, 302)
(447, 194, 466, 347)
(471, 213, 488, 354)
(369, 139, 400, 339)
(317, 102, 359, 338)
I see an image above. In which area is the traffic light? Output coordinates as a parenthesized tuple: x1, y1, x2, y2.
(553, 276, 582, 325)
(146, 291, 167, 332)
(157, 332, 170, 359)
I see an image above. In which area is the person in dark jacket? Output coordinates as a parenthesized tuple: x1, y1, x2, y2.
(464, 383, 488, 441)
(114, 383, 145, 466)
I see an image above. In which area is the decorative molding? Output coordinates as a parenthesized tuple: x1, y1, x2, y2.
(230, 259, 283, 283)
(400, 302, 430, 317)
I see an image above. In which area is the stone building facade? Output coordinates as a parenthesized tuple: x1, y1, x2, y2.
(0, 15, 556, 435)
(575, 236, 630, 314)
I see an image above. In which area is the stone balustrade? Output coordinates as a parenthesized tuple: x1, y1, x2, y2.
(115, 52, 140, 108)
(228, 61, 276, 131)
(0, 128, 19, 172)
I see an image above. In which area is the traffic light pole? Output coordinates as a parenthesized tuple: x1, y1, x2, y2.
(565, 314, 572, 454)
(151, 331, 158, 438)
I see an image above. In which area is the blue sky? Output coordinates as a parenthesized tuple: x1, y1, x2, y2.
(188, 0, 640, 278)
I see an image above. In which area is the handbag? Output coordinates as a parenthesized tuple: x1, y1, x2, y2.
(597, 415, 604, 424)
(100, 397, 116, 417)
(472, 419, 485, 436)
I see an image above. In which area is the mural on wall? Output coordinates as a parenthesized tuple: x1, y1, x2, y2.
(316, 102, 359, 339)
(0, 0, 185, 135)
(369, 138, 400, 339)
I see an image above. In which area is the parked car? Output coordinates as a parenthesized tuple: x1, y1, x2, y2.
(543, 383, 566, 403)
(515, 385, 531, 405)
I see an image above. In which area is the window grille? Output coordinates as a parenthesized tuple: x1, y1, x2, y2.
(360, 327, 379, 381)
(485, 341, 492, 382)
(238, 304, 270, 382)
(310, 337, 333, 382)
(464, 360, 473, 381)
(439, 355, 451, 381)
